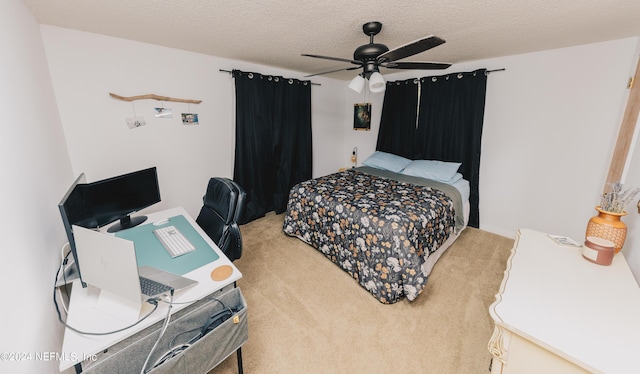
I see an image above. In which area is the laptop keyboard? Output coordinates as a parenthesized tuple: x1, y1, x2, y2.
(153, 225, 196, 258)
(139, 276, 173, 297)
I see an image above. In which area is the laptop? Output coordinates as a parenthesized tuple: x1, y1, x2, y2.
(72, 225, 198, 323)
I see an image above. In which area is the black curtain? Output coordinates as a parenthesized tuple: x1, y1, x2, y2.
(376, 79, 419, 159)
(232, 70, 312, 223)
(376, 69, 487, 228)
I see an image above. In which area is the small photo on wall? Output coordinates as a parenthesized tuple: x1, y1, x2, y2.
(126, 117, 147, 129)
(154, 107, 173, 118)
(182, 113, 199, 125)
(354, 103, 371, 131)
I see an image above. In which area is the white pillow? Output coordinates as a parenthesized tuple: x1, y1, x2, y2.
(448, 172, 463, 184)
(362, 151, 412, 173)
(402, 160, 462, 183)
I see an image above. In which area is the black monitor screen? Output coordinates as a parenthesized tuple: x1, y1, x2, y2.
(58, 173, 91, 286)
(87, 167, 161, 232)
(57, 167, 160, 286)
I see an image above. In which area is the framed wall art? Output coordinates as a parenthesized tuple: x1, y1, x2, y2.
(353, 103, 371, 131)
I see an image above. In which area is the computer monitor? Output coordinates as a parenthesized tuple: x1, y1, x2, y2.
(58, 173, 91, 286)
(57, 167, 161, 285)
(87, 167, 161, 233)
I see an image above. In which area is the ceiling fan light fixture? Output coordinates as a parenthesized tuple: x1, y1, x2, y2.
(348, 74, 365, 93)
(303, 22, 449, 83)
(368, 72, 386, 93)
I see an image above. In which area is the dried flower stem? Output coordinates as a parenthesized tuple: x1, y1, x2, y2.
(600, 182, 640, 213)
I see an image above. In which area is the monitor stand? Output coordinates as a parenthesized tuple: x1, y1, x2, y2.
(107, 215, 148, 233)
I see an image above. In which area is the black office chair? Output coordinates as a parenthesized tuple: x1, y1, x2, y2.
(196, 177, 246, 262)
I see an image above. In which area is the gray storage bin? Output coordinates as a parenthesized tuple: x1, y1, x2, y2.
(79, 287, 248, 374)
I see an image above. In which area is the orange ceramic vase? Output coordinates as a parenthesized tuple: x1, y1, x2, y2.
(585, 206, 627, 253)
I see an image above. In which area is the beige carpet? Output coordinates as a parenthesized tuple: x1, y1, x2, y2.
(210, 213, 514, 374)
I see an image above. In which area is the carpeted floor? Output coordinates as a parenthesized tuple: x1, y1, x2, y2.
(209, 213, 514, 374)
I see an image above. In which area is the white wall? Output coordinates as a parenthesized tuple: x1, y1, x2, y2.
(0, 1, 75, 373)
(478, 39, 639, 241)
(309, 73, 349, 177)
(40, 25, 347, 220)
(342, 89, 383, 167)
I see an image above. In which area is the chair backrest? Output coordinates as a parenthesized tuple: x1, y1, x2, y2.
(228, 180, 246, 224)
(223, 221, 243, 262)
(202, 178, 239, 225)
(196, 177, 246, 261)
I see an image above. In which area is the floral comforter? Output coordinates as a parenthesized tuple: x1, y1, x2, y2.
(282, 167, 457, 304)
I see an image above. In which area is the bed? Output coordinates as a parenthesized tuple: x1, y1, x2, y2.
(282, 153, 470, 304)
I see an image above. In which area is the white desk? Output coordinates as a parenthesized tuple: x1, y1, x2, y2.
(58, 207, 242, 372)
(488, 229, 640, 374)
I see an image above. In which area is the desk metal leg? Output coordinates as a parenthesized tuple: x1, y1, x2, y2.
(234, 281, 244, 374)
(74, 362, 83, 373)
(236, 347, 243, 374)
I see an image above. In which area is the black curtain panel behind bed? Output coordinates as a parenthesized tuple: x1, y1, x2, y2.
(232, 70, 313, 224)
(376, 79, 419, 159)
(376, 69, 488, 228)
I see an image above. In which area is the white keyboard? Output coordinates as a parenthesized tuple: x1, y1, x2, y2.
(153, 225, 196, 258)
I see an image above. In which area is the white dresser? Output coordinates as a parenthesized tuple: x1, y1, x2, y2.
(488, 229, 640, 374)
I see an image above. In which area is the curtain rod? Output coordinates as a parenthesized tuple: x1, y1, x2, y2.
(219, 69, 321, 85)
(220, 68, 504, 84)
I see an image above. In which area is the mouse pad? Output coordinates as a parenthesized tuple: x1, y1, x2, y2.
(116, 214, 219, 275)
(210, 265, 233, 281)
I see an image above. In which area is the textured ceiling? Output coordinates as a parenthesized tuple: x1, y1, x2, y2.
(23, 0, 640, 80)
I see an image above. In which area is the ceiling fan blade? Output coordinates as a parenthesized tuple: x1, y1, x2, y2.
(384, 61, 451, 70)
(304, 66, 361, 77)
(377, 35, 446, 63)
(302, 54, 361, 65)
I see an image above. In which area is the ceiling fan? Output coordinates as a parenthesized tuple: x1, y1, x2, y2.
(302, 21, 451, 93)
